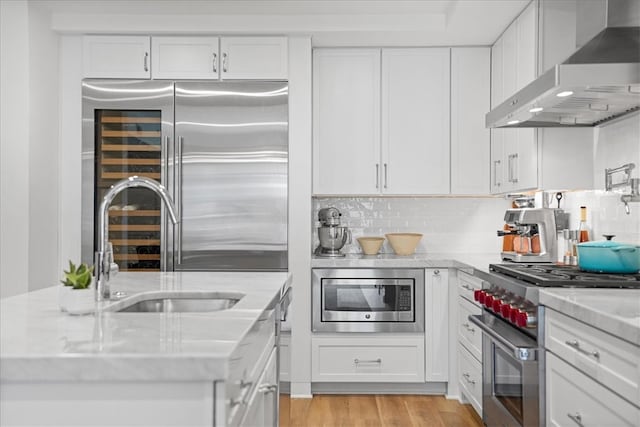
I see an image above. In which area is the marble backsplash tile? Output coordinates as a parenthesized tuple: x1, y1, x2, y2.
(313, 197, 510, 254)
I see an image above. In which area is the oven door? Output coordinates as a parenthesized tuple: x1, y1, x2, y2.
(312, 268, 425, 333)
(469, 314, 540, 427)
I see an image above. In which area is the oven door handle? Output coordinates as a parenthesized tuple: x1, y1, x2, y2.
(469, 315, 537, 361)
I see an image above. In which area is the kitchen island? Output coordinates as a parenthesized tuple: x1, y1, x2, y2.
(0, 271, 291, 427)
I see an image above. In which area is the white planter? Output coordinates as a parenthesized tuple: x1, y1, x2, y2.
(58, 286, 95, 315)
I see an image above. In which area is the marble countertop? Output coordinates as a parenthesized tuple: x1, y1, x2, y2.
(0, 271, 291, 382)
(311, 252, 501, 274)
(539, 288, 640, 346)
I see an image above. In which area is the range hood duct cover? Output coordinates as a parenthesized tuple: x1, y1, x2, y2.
(487, 0, 640, 128)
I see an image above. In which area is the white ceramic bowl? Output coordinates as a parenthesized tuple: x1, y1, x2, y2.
(385, 233, 422, 256)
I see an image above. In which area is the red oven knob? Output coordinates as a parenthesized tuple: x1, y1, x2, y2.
(501, 304, 512, 318)
(516, 311, 531, 328)
(510, 308, 520, 324)
(485, 294, 494, 308)
(492, 299, 504, 313)
(474, 289, 482, 302)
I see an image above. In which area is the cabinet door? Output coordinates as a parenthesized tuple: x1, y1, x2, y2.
(83, 36, 150, 78)
(312, 49, 381, 195)
(240, 349, 278, 427)
(381, 48, 450, 194)
(451, 48, 490, 195)
(425, 268, 449, 381)
(516, 1, 537, 90)
(491, 37, 504, 108)
(501, 23, 518, 101)
(152, 36, 219, 79)
(220, 37, 288, 79)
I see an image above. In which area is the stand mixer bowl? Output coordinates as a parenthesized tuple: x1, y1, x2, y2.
(317, 226, 351, 255)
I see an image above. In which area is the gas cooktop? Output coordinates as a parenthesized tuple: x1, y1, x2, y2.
(490, 263, 640, 288)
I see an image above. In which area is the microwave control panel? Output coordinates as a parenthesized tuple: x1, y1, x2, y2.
(398, 285, 412, 311)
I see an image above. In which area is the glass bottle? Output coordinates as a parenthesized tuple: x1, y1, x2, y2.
(578, 206, 590, 243)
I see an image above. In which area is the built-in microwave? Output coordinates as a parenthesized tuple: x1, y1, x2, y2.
(312, 268, 425, 333)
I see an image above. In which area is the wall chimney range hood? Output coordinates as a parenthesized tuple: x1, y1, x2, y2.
(486, 0, 640, 128)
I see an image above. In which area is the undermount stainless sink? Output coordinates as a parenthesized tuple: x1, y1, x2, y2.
(112, 292, 243, 313)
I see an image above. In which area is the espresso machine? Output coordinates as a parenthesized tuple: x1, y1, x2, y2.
(498, 208, 563, 263)
(315, 207, 351, 257)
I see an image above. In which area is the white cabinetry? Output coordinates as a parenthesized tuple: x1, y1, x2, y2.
(83, 35, 151, 78)
(151, 36, 219, 79)
(450, 48, 491, 195)
(545, 308, 640, 426)
(425, 268, 449, 381)
(83, 35, 287, 80)
(456, 271, 483, 417)
(220, 37, 288, 80)
(313, 48, 450, 195)
(312, 49, 380, 195)
(311, 335, 425, 383)
(240, 348, 278, 427)
(490, 1, 538, 194)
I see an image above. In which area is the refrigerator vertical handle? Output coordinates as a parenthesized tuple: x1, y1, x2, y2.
(163, 135, 171, 270)
(176, 136, 184, 264)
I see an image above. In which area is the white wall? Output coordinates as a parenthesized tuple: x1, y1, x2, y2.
(0, 1, 60, 297)
(1, 0, 31, 298)
(28, 3, 60, 292)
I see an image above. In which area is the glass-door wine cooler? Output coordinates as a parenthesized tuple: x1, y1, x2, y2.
(82, 80, 174, 272)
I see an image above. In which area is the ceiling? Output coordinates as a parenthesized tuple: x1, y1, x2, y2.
(33, 0, 530, 46)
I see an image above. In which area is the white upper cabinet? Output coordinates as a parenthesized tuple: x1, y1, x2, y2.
(220, 37, 288, 80)
(83, 36, 151, 79)
(83, 35, 287, 80)
(313, 48, 451, 195)
(382, 48, 450, 195)
(312, 49, 381, 195)
(490, 1, 539, 194)
(450, 47, 490, 195)
(152, 37, 219, 79)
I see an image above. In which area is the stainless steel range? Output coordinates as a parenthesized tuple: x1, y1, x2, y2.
(469, 264, 640, 427)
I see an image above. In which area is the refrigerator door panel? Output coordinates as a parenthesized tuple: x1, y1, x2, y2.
(174, 81, 288, 271)
(81, 80, 175, 271)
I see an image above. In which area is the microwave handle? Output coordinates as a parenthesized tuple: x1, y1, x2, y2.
(468, 315, 537, 361)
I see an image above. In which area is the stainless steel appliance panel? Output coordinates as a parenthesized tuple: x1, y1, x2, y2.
(81, 80, 175, 270)
(312, 268, 425, 333)
(470, 314, 540, 427)
(174, 81, 288, 271)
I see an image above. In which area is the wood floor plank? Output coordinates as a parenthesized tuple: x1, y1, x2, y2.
(283, 394, 482, 427)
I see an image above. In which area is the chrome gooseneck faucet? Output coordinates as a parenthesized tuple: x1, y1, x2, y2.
(95, 176, 179, 302)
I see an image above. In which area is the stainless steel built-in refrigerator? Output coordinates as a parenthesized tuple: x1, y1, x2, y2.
(82, 80, 288, 272)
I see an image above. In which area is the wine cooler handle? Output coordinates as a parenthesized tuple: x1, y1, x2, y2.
(176, 136, 184, 264)
(163, 135, 171, 270)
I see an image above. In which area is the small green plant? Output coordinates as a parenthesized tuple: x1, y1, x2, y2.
(61, 261, 94, 289)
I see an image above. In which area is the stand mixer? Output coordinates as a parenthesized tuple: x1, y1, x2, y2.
(315, 207, 351, 257)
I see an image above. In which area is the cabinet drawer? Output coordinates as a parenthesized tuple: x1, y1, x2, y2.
(457, 271, 482, 306)
(458, 344, 482, 418)
(545, 308, 640, 405)
(546, 352, 640, 427)
(312, 336, 425, 382)
(458, 296, 482, 361)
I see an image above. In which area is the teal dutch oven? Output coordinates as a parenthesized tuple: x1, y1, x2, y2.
(576, 240, 640, 274)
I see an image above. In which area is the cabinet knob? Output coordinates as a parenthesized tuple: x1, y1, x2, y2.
(433, 269, 440, 275)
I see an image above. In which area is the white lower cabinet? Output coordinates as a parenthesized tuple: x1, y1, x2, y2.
(456, 270, 483, 417)
(425, 268, 449, 381)
(311, 335, 425, 382)
(240, 348, 278, 427)
(546, 352, 640, 427)
(279, 332, 290, 382)
(458, 344, 483, 417)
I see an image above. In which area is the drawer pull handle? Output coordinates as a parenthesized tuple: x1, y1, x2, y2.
(354, 358, 382, 365)
(462, 284, 474, 291)
(462, 322, 475, 333)
(567, 412, 584, 427)
(565, 340, 600, 360)
(462, 372, 475, 385)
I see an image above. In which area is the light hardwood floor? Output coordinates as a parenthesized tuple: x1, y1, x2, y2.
(280, 394, 482, 427)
